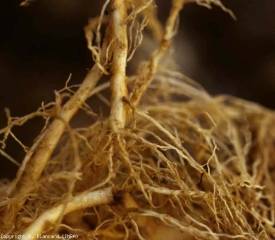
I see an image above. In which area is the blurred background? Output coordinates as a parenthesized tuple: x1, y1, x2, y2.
(0, 0, 274, 179)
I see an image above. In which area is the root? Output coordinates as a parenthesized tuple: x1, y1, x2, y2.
(109, 0, 129, 131)
(0, 0, 274, 239)
(22, 187, 113, 237)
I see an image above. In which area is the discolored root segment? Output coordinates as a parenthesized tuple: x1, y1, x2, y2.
(109, 0, 128, 132)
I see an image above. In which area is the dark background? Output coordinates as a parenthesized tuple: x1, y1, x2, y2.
(0, 0, 274, 179)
